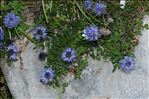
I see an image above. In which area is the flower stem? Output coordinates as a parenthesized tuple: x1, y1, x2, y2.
(49, 0, 53, 13)
(8, 29, 12, 40)
(14, 28, 20, 38)
(75, 1, 94, 25)
(42, 0, 49, 24)
(87, 13, 104, 25)
(18, 27, 37, 45)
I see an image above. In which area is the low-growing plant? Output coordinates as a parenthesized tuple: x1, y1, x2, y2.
(0, 0, 149, 97)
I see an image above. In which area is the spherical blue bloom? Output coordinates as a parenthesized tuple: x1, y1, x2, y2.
(0, 27, 4, 41)
(93, 3, 106, 16)
(119, 56, 135, 73)
(3, 13, 20, 29)
(83, 0, 93, 10)
(61, 48, 77, 63)
(7, 43, 19, 53)
(83, 25, 101, 41)
(8, 53, 18, 61)
(32, 25, 47, 41)
(40, 67, 55, 84)
(7, 43, 19, 61)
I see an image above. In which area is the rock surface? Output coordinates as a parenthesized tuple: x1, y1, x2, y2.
(1, 15, 149, 99)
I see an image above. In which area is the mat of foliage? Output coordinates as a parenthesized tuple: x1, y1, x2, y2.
(38, 0, 148, 87)
(0, 0, 149, 96)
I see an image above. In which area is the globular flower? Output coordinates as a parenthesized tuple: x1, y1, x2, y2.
(61, 48, 77, 63)
(83, 0, 93, 10)
(119, 56, 135, 73)
(32, 25, 47, 41)
(0, 27, 4, 41)
(3, 13, 20, 29)
(7, 43, 19, 61)
(40, 67, 55, 84)
(83, 25, 101, 41)
(93, 3, 106, 16)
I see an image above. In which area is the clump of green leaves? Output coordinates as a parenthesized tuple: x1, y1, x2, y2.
(0, 0, 149, 95)
(37, 0, 149, 87)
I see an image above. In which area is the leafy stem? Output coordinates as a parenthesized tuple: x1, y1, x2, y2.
(8, 29, 12, 40)
(75, 1, 94, 25)
(14, 28, 20, 38)
(42, 0, 49, 24)
(18, 27, 37, 45)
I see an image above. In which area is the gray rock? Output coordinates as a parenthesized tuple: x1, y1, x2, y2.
(0, 15, 149, 99)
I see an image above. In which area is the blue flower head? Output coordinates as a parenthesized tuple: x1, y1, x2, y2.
(83, 25, 101, 41)
(40, 67, 55, 84)
(93, 3, 106, 16)
(3, 13, 20, 29)
(119, 56, 135, 73)
(0, 27, 4, 41)
(33, 25, 47, 41)
(7, 43, 19, 61)
(83, 0, 93, 10)
(61, 48, 77, 63)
